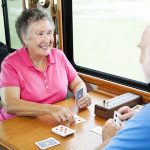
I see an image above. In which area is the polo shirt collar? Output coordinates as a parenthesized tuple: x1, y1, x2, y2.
(18, 47, 55, 67)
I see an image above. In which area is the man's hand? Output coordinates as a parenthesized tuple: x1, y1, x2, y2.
(117, 106, 134, 121)
(99, 119, 122, 149)
(102, 119, 121, 141)
(76, 93, 91, 109)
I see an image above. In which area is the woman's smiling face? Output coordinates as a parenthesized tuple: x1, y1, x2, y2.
(22, 19, 54, 58)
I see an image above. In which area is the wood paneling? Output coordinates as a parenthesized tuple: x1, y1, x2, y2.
(79, 73, 150, 103)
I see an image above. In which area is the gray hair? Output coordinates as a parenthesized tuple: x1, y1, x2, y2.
(15, 8, 55, 45)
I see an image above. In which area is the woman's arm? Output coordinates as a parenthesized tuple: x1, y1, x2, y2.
(1, 87, 75, 123)
(1, 87, 50, 116)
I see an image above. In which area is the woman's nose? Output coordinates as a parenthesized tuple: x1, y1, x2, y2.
(44, 35, 49, 42)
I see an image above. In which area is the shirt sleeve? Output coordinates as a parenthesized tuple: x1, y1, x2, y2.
(104, 104, 150, 150)
(60, 51, 78, 84)
(0, 59, 20, 87)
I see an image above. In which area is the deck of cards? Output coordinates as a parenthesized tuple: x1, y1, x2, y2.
(52, 125, 75, 137)
(35, 137, 60, 149)
(113, 111, 122, 126)
(132, 104, 143, 112)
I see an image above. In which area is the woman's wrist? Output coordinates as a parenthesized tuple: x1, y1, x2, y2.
(42, 104, 52, 115)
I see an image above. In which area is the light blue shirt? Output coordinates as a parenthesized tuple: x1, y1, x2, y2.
(104, 103, 150, 150)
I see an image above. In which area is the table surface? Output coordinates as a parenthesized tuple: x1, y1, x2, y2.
(0, 91, 111, 150)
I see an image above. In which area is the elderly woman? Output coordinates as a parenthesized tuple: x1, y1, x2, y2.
(0, 9, 91, 123)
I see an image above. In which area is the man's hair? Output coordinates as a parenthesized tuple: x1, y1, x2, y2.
(15, 8, 55, 44)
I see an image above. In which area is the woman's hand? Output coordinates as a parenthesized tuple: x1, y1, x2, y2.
(69, 75, 92, 109)
(76, 93, 91, 109)
(48, 105, 75, 124)
(117, 106, 134, 121)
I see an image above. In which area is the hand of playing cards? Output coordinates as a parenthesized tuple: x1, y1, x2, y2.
(113, 111, 122, 126)
(101, 110, 123, 142)
(75, 88, 92, 109)
(102, 117, 122, 142)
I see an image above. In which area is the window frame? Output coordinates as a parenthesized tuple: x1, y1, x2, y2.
(1, 0, 16, 53)
(61, 0, 150, 92)
(1, 0, 10, 47)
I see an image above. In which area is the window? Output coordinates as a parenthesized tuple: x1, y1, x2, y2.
(7, 0, 22, 49)
(62, 0, 150, 91)
(2, 0, 58, 49)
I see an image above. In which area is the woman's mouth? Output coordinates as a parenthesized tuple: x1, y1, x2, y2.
(40, 45, 49, 51)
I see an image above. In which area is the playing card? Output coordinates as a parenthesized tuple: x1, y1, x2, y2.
(113, 111, 122, 126)
(75, 88, 84, 101)
(73, 114, 86, 124)
(132, 104, 143, 112)
(90, 126, 102, 135)
(71, 105, 79, 115)
(51, 125, 75, 137)
(35, 137, 60, 149)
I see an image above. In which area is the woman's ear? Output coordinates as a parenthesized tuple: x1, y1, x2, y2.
(21, 33, 27, 47)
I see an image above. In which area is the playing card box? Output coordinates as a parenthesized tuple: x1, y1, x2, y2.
(95, 92, 142, 119)
(51, 125, 75, 137)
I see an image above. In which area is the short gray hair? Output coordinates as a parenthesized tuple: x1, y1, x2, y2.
(15, 8, 55, 45)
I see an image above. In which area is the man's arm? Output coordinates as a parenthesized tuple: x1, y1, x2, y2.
(99, 106, 136, 149)
(103, 104, 150, 150)
(99, 139, 110, 150)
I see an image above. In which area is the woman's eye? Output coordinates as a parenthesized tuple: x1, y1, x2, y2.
(48, 31, 53, 35)
(37, 33, 43, 36)
(48, 32, 52, 35)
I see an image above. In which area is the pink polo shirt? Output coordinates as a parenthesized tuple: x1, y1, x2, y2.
(0, 47, 77, 120)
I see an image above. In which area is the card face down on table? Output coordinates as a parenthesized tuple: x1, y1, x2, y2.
(35, 137, 60, 149)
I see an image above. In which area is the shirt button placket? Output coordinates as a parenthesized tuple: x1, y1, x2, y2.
(44, 72, 49, 91)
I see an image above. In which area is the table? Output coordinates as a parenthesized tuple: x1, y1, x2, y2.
(0, 91, 111, 150)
